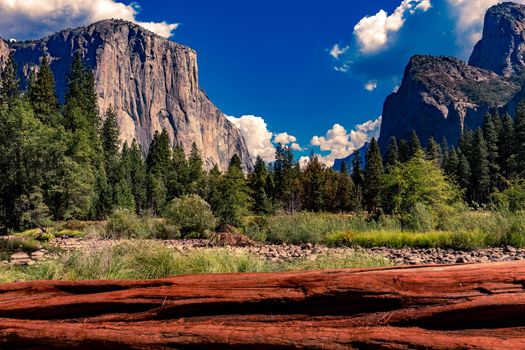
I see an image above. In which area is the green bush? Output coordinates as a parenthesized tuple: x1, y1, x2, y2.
(105, 209, 149, 239)
(403, 203, 437, 232)
(165, 195, 217, 238)
(491, 180, 525, 213)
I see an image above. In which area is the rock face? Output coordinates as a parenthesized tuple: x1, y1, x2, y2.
(0, 20, 251, 170)
(1, 261, 525, 348)
(378, 2, 525, 152)
(378, 55, 519, 151)
(470, 2, 525, 77)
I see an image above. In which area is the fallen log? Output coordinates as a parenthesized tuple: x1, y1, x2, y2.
(0, 261, 524, 349)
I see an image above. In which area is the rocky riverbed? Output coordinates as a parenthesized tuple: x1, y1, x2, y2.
(3, 236, 524, 267)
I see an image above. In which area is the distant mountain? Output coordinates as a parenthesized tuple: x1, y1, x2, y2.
(0, 19, 252, 171)
(377, 2, 525, 152)
(332, 142, 369, 173)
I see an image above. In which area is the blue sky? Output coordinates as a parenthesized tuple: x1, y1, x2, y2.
(0, 0, 518, 164)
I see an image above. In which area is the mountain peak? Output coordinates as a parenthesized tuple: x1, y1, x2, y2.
(469, 1, 525, 77)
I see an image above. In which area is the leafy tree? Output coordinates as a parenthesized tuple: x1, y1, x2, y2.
(165, 194, 217, 238)
(339, 161, 348, 175)
(15, 189, 52, 231)
(382, 151, 458, 229)
(363, 138, 383, 213)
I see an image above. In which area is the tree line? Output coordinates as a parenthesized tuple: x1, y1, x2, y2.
(1, 51, 524, 234)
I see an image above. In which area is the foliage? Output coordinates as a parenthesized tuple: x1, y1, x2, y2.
(105, 209, 149, 239)
(165, 194, 217, 238)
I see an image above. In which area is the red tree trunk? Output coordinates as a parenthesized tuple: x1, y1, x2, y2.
(1, 261, 525, 349)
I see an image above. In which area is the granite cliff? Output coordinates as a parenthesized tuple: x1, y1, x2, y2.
(377, 2, 525, 152)
(0, 19, 251, 171)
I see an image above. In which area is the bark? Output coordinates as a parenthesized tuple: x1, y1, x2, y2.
(1, 261, 525, 349)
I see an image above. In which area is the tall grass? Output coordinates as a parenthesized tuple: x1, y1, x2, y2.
(245, 212, 401, 244)
(244, 210, 525, 249)
(0, 241, 390, 282)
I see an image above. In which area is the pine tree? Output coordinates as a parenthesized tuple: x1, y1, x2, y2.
(340, 161, 348, 175)
(64, 52, 99, 129)
(363, 138, 383, 213)
(128, 139, 147, 213)
(215, 155, 251, 227)
(249, 156, 272, 214)
(167, 143, 189, 199)
(515, 101, 525, 176)
(408, 130, 422, 159)
(351, 149, 364, 187)
(426, 136, 442, 165)
(273, 144, 296, 211)
(385, 136, 399, 167)
(498, 113, 515, 179)
(457, 151, 471, 192)
(445, 147, 459, 182)
(100, 106, 121, 193)
(0, 52, 19, 105)
(483, 113, 501, 190)
(398, 139, 410, 163)
(146, 129, 171, 178)
(146, 129, 171, 214)
(27, 56, 59, 124)
(441, 137, 450, 171)
(187, 142, 205, 195)
(470, 129, 490, 203)
(302, 154, 325, 212)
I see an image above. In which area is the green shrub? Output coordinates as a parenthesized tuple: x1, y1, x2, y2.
(165, 195, 217, 238)
(105, 209, 148, 239)
(403, 203, 437, 232)
(491, 180, 525, 213)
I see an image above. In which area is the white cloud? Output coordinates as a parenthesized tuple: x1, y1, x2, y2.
(353, 0, 431, 54)
(274, 132, 297, 145)
(416, 0, 432, 11)
(290, 143, 305, 151)
(446, 0, 525, 51)
(227, 115, 275, 162)
(0, 0, 179, 40)
(364, 80, 378, 91)
(329, 43, 348, 59)
(310, 116, 382, 166)
(298, 156, 311, 169)
(227, 115, 303, 162)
